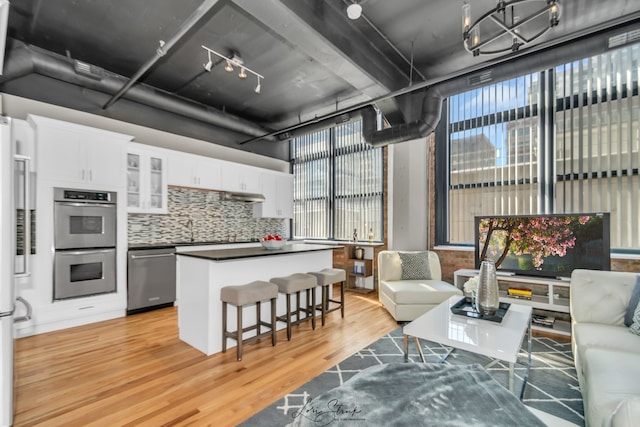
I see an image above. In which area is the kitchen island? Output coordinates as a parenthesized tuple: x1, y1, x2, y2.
(176, 243, 342, 356)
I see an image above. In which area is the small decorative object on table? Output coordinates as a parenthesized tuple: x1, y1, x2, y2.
(463, 276, 479, 306)
(476, 259, 500, 316)
(352, 228, 358, 243)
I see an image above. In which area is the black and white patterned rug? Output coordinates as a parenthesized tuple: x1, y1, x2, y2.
(240, 327, 584, 426)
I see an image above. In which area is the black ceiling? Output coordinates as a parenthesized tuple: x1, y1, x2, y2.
(2, 0, 639, 159)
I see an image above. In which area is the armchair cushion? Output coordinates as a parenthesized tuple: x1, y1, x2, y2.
(398, 251, 432, 280)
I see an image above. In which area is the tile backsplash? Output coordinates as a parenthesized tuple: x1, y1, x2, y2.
(127, 187, 288, 244)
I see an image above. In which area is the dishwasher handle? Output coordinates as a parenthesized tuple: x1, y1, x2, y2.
(130, 253, 175, 260)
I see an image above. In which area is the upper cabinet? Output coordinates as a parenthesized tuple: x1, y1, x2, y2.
(31, 116, 131, 189)
(253, 172, 293, 218)
(220, 162, 261, 194)
(127, 144, 168, 214)
(168, 152, 221, 190)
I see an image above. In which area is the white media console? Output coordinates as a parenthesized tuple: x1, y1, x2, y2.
(453, 269, 572, 336)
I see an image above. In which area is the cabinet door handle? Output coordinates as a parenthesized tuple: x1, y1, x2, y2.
(81, 169, 85, 180)
(89, 170, 93, 181)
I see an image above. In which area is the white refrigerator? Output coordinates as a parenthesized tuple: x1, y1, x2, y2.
(1, 117, 16, 426)
(1, 118, 32, 427)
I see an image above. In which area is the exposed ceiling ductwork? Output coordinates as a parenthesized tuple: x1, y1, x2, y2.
(0, 40, 277, 142)
(359, 20, 639, 147)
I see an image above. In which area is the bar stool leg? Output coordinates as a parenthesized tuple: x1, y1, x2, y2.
(286, 293, 292, 341)
(236, 305, 243, 361)
(222, 301, 228, 353)
(310, 288, 316, 330)
(256, 301, 261, 336)
(320, 285, 327, 326)
(270, 297, 277, 346)
(340, 280, 345, 318)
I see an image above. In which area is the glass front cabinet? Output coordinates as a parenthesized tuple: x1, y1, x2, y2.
(127, 146, 168, 214)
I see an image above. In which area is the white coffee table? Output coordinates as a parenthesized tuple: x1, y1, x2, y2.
(403, 295, 532, 398)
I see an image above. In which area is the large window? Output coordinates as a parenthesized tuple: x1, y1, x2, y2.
(291, 119, 384, 241)
(444, 43, 639, 250)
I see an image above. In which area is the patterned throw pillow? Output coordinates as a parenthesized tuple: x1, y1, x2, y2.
(630, 299, 640, 336)
(399, 252, 432, 280)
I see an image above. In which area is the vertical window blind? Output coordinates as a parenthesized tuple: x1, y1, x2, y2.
(291, 119, 384, 241)
(446, 43, 639, 250)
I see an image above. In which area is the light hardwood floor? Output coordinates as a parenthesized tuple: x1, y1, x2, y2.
(14, 288, 397, 426)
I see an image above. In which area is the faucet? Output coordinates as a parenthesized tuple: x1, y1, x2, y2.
(184, 219, 194, 242)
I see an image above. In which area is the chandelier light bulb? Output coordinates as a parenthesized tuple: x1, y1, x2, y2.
(347, 3, 362, 20)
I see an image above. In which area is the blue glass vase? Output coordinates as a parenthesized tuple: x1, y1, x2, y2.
(476, 259, 500, 316)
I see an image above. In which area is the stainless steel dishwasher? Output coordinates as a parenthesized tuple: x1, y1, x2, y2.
(127, 247, 176, 314)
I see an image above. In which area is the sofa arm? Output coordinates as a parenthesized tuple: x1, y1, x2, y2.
(611, 397, 640, 427)
(570, 269, 637, 326)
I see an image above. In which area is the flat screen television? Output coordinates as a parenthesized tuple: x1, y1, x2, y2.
(474, 213, 610, 278)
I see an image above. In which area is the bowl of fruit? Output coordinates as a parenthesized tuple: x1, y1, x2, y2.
(260, 234, 286, 250)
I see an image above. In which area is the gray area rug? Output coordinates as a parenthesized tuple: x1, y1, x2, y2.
(240, 327, 584, 426)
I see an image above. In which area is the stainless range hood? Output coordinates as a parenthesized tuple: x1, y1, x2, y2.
(221, 192, 266, 203)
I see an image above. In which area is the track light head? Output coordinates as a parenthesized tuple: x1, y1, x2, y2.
(203, 60, 213, 72)
(238, 67, 247, 79)
(224, 60, 234, 73)
(347, 3, 362, 20)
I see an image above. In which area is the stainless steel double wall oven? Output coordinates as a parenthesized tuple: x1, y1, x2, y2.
(53, 188, 117, 300)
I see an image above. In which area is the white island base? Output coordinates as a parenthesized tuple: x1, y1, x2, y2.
(177, 245, 336, 356)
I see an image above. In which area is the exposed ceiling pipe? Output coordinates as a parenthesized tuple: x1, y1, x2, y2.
(103, 0, 221, 109)
(239, 19, 640, 147)
(360, 20, 640, 147)
(0, 41, 276, 141)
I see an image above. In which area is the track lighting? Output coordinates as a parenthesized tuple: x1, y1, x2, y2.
(347, 2, 362, 20)
(201, 45, 264, 93)
(255, 76, 261, 94)
(203, 50, 213, 72)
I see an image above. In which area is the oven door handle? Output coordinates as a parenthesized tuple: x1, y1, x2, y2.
(58, 248, 116, 256)
(56, 202, 115, 208)
(130, 253, 175, 260)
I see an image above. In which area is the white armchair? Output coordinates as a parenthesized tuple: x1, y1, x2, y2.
(378, 250, 462, 321)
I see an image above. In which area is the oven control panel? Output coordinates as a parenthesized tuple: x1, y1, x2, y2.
(54, 188, 116, 204)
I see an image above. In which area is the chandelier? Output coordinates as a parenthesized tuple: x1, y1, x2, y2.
(462, 0, 561, 56)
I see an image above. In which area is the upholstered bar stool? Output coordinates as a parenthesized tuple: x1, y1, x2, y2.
(270, 273, 317, 340)
(308, 268, 346, 326)
(220, 280, 278, 361)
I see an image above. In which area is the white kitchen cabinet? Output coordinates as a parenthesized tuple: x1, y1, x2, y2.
(220, 162, 261, 194)
(127, 144, 168, 214)
(168, 152, 221, 190)
(30, 115, 131, 188)
(253, 172, 293, 218)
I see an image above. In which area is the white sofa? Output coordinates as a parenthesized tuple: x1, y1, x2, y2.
(570, 269, 640, 427)
(378, 250, 462, 321)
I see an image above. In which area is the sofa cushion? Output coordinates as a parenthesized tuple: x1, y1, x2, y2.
(380, 279, 461, 304)
(398, 251, 432, 280)
(582, 348, 640, 427)
(573, 323, 640, 376)
(630, 300, 640, 336)
(624, 276, 640, 327)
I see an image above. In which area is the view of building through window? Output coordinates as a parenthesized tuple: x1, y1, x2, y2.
(447, 43, 639, 250)
(291, 119, 384, 241)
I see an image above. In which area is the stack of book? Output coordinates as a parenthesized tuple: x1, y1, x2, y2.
(507, 287, 533, 299)
(532, 314, 556, 328)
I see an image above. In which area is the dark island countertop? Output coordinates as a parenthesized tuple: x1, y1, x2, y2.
(176, 243, 343, 261)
